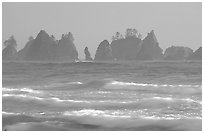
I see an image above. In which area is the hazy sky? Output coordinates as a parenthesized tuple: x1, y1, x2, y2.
(2, 2, 202, 59)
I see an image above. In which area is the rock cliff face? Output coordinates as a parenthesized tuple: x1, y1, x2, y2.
(136, 30, 163, 60)
(17, 30, 78, 61)
(164, 46, 193, 60)
(84, 46, 93, 61)
(57, 33, 78, 61)
(94, 40, 113, 61)
(2, 45, 17, 60)
(111, 37, 142, 60)
(188, 47, 202, 60)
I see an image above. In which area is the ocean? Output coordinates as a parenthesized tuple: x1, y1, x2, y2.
(2, 60, 202, 131)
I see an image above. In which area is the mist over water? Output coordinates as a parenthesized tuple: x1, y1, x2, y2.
(2, 61, 202, 131)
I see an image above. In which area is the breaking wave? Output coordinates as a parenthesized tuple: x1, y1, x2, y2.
(106, 81, 201, 88)
(104, 81, 202, 94)
(63, 109, 202, 120)
(3, 87, 41, 94)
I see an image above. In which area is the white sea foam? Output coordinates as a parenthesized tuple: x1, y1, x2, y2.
(2, 88, 19, 92)
(63, 109, 201, 120)
(107, 81, 201, 88)
(51, 97, 90, 103)
(180, 98, 202, 104)
(68, 82, 83, 85)
(97, 91, 111, 94)
(20, 88, 41, 93)
(150, 96, 201, 105)
(3, 94, 44, 100)
(2, 87, 41, 94)
(63, 109, 131, 118)
(153, 97, 173, 101)
(3, 94, 92, 104)
(2, 111, 21, 115)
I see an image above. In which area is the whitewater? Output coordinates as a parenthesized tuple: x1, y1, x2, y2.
(2, 61, 202, 131)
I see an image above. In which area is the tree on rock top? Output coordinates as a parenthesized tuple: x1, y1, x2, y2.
(111, 28, 142, 60)
(2, 35, 18, 60)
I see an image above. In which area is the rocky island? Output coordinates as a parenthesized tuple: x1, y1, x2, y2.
(2, 29, 202, 62)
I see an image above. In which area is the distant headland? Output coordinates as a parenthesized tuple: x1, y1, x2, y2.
(2, 28, 202, 61)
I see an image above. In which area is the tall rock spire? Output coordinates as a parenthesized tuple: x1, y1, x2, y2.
(84, 46, 93, 61)
(136, 30, 163, 60)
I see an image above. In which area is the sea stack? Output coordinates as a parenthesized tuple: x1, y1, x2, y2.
(94, 40, 113, 61)
(111, 36, 142, 60)
(17, 30, 78, 61)
(188, 47, 202, 60)
(164, 46, 193, 60)
(57, 32, 78, 61)
(84, 46, 93, 61)
(22, 30, 58, 61)
(136, 30, 163, 60)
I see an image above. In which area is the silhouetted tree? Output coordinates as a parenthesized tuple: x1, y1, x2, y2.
(125, 28, 132, 38)
(112, 32, 124, 41)
(138, 33, 142, 39)
(61, 34, 65, 38)
(112, 36, 116, 41)
(116, 32, 120, 39)
(125, 28, 139, 38)
(29, 36, 34, 41)
(3, 35, 17, 48)
(51, 35, 55, 39)
(132, 28, 138, 38)
(120, 34, 124, 39)
(68, 32, 74, 42)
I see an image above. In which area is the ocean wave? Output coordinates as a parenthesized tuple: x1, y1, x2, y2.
(152, 97, 173, 101)
(2, 111, 21, 115)
(151, 97, 201, 104)
(2, 94, 137, 105)
(106, 81, 201, 88)
(42, 81, 83, 89)
(2, 94, 92, 105)
(104, 81, 202, 94)
(63, 109, 131, 118)
(68, 82, 83, 85)
(3, 92, 201, 107)
(3, 94, 44, 100)
(63, 109, 202, 120)
(51, 97, 90, 103)
(3, 87, 41, 94)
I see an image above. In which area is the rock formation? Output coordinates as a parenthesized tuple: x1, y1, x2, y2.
(164, 46, 193, 60)
(2, 45, 18, 60)
(17, 37, 34, 60)
(2, 36, 18, 60)
(94, 40, 113, 61)
(136, 30, 163, 60)
(57, 32, 78, 61)
(84, 46, 93, 61)
(111, 37, 142, 60)
(17, 30, 78, 61)
(188, 47, 202, 60)
(23, 30, 58, 61)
